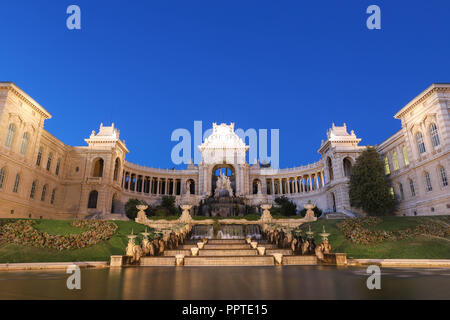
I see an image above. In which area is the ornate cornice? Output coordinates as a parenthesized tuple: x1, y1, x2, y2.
(394, 84, 450, 119)
(0, 82, 51, 119)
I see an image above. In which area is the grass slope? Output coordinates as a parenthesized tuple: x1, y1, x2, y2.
(0, 216, 449, 263)
(0, 219, 151, 263)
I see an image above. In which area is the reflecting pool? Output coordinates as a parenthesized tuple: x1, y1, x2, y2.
(0, 266, 449, 300)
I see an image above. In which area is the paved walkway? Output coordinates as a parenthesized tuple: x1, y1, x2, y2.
(0, 261, 108, 271)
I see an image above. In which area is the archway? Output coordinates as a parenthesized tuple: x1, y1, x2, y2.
(330, 192, 336, 212)
(88, 190, 98, 209)
(327, 157, 334, 181)
(343, 157, 353, 177)
(111, 193, 120, 213)
(92, 158, 104, 177)
(211, 164, 235, 196)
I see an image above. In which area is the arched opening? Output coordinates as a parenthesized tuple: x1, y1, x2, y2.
(88, 190, 99, 208)
(113, 158, 120, 181)
(327, 157, 334, 181)
(343, 157, 352, 177)
(331, 192, 336, 212)
(92, 158, 104, 177)
(252, 179, 261, 194)
(186, 179, 195, 195)
(212, 164, 235, 196)
(111, 193, 120, 213)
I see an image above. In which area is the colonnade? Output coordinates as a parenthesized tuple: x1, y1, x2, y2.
(263, 170, 325, 195)
(121, 171, 184, 196)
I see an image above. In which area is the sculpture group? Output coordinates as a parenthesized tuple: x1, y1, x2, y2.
(126, 225, 192, 264)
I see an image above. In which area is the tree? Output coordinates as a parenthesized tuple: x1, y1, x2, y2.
(349, 147, 397, 216)
(125, 199, 149, 220)
(274, 196, 297, 216)
(160, 195, 180, 216)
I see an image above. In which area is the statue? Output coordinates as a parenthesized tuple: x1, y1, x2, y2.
(257, 180, 262, 194)
(140, 228, 154, 256)
(214, 173, 233, 197)
(315, 244, 324, 260)
(186, 180, 192, 195)
(126, 230, 143, 263)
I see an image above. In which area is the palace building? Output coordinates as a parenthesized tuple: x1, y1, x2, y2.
(0, 82, 449, 219)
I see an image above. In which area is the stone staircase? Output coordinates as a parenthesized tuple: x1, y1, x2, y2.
(140, 238, 317, 267)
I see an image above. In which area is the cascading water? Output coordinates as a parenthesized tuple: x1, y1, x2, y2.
(191, 224, 262, 239)
(191, 225, 214, 240)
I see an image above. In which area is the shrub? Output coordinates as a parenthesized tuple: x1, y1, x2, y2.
(274, 196, 297, 216)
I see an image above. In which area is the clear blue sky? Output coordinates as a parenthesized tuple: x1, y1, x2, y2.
(1, 1, 449, 169)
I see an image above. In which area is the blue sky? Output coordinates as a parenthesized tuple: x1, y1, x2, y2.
(1, 1, 449, 169)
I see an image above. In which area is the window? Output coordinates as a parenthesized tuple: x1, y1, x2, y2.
(55, 158, 61, 176)
(12, 174, 20, 193)
(41, 185, 47, 201)
(50, 189, 56, 205)
(46, 153, 53, 171)
(402, 146, 409, 166)
(0, 168, 5, 189)
(384, 156, 391, 175)
(4, 124, 15, 148)
(389, 187, 395, 199)
(36, 147, 43, 166)
(409, 179, 416, 197)
(113, 158, 120, 181)
(399, 183, 404, 200)
(440, 167, 448, 187)
(425, 172, 432, 192)
(392, 151, 399, 170)
(430, 123, 440, 148)
(19, 132, 29, 155)
(88, 190, 98, 208)
(92, 158, 104, 177)
(30, 181, 37, 199)
(416, 132, 426, 154)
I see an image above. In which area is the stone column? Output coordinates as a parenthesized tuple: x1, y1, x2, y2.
(156, 177, 160, 195)
(271, 179, 275, 195)
(321, 171, 325, 188)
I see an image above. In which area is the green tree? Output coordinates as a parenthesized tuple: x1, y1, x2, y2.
(299, 206, 322, 217)
(274, 196, 297, 216)
(124, 199, 149, 220)
(160, 195, 180, 216)
(349, 147, 397, 216)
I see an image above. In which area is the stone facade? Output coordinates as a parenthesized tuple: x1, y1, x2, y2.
(0, 81, 449, 219)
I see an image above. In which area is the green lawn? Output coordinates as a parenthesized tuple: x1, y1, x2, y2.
(0, 219, 151, 263)
(0, 216, 449, 263)
(298, 216, 450, 259)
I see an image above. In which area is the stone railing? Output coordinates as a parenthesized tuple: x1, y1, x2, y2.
(135, 203, 317, 231)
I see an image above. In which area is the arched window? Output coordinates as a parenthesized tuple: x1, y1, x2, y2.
(327, 157, 334, 181)
(92, 158, 104, 177)
(409, 179, 416, 197)
(402, 146, 409, 166)
(36, 147, 43, 166)
(30, 181, 37, 199)
(41, 184, 48, 201)
(88, 190, 98, 208)
(46, 152, 53, 171)
(113, 158, 120, 181)
(55, 158, 61, 176)
(0, 167, 5, 189)
(12, 174, 20, 193)
(111, 193, 119, 213)
(343, 158, 352, 177)
(398, 183, 404, 200)
(392, 151, 399, 170)
(416, 132, 426, 154)
(252, 179, 261, 194)
(19, 132, 29, 155)
(439, 167, 448, 187)
(384, 156, 391, 175)
(430, 123, 440, 148)
(50, 189, 56, 205)
(4, 124, 16, 148)
(424, 172, 432, 192)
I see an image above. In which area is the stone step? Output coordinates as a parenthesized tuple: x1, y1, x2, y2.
(282, 255, 318, 265)
(204, 244, 252, 249)
(207, 239, 247, 244)
(325, 213, 349, 220)
(184, 256, 275, 266)
(266, 249, 293, 256)
(164, 250, 192, 256)
(199, 249, 258, 256)
(140, 257, 175, 266)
